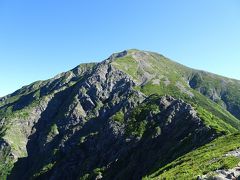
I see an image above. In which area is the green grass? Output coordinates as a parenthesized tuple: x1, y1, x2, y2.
(144, 133, 240, 180)
(49, 123, 59, 136)
(196, 106, 238, 135)
(3, 126, 27, 157)
(112, 111, 124, 123)
(111, 55, 139, 80)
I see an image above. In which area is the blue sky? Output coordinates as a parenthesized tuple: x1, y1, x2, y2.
(0, 0, 240, 97)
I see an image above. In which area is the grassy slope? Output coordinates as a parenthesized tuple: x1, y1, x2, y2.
(188, 70, 240, 121)
(111, 50, 240, 130)
(144, 134, 240, 179)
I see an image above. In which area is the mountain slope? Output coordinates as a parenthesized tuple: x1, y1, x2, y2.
(111, 50, 240, 128)
(144, 133, 240, 179)
(0, 49, 240, 179)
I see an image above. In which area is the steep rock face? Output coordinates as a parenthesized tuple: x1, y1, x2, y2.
(11, 94, 217, 180)
(0, 63, 96, 178)
(9, 58, 146, 179)
(103, 96, 216, 180)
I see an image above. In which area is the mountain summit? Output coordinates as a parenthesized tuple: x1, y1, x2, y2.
(1, 49, 240, 179)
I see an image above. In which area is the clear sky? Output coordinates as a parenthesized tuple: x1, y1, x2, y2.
(0, 0, 240, 97)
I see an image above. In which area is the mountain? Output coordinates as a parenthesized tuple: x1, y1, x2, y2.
(1, 49, 240, 180)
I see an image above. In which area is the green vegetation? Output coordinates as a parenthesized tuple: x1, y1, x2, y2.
(140, 82, 190, 100)
(137, 80, 240, 131)
(111, 55, 139, 80)
(124, 92, 237, 139)
(125, 95, 160, 137)
(196, 106, 238, 135)
(0, 70, 87, 179)
(126, 119, 147, 138)
(0, 95, 21, 108)
(187, 71, 240, 122)
(145, 133, 240, 179)
(0, 161, 14, 180)
(79, 167, 106, 180)
(0, 147, 14, 180)
(49, 123, 59, 136)
(112, 110, 124, 123)
(33, 162, 56, 178)
(3, 126, 27, 157)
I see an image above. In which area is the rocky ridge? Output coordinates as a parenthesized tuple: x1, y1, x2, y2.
(0, 49, 240, 179)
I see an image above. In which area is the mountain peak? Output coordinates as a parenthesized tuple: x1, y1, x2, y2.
(108, 49, 150, 61)
(1, 49, 240, 180)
